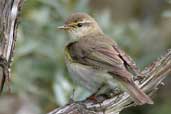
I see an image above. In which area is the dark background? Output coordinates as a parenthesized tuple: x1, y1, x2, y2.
(6, 0, 171, 113)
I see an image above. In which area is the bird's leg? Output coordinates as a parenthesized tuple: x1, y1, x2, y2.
(86, 84, 110, 103)
(86, 88, 102, 102)
(68, 88, 76, 104)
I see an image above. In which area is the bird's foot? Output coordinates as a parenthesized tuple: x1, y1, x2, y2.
(86, 94, 110, 104)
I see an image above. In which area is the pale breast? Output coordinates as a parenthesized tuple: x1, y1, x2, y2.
(65, 59, 119, 93)
(65, 61, 103, 92)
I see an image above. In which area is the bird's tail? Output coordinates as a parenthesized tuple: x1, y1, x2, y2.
(121, 79, 153, 105)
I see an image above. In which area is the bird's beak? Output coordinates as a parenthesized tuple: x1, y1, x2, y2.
(57, 25, 70, 30)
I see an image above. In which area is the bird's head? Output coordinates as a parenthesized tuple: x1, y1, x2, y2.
(58, 12, 103, 39)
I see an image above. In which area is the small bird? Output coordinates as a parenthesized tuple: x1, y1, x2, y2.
(58, 12, 153, 105)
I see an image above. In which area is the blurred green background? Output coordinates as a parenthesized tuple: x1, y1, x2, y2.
(9, 0, 171, 113)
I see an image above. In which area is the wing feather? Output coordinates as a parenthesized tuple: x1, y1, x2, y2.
(66, 37, 132, 78)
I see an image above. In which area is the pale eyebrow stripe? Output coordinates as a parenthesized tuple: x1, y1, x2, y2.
(68, 20, 92, 27)
(79, 20, 93, 24)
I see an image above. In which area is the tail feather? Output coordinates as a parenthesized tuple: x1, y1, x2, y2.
(121, 79, 153, 105)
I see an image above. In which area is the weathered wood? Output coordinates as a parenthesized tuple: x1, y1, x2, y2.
(0, 0, 24, 93)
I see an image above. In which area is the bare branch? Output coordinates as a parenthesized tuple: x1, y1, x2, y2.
(48, 49, 171, 114)
(0, 0, 24, 93)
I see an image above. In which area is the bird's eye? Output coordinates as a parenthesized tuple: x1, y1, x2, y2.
(77, 23, 82, 27)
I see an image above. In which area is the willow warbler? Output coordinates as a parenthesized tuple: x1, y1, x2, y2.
(58, 12, 153, 105)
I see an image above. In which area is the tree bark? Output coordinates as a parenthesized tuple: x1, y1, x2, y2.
(0, 0, 24, 93)
(48, 49, 171, 114)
